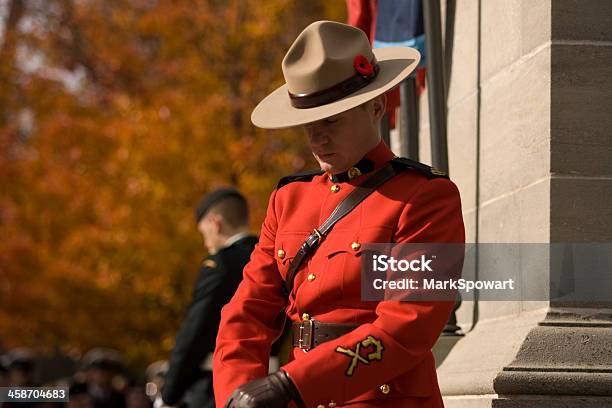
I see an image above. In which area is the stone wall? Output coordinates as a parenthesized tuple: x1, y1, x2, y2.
(390, 1, 612, 405)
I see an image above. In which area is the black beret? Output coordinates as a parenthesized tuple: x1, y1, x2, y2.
(195, 188, 246, 224)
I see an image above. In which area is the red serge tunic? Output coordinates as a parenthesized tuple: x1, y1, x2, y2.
(213, 141, 465, 407)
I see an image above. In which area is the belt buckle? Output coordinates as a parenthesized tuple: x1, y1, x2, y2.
(298, 318, 314, 352)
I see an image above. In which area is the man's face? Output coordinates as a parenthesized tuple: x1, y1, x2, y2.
(303, 96, 385, 174)
(86, 367, 114, 389)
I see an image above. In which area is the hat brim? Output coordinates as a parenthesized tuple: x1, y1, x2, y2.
(251, 47, 420, 129)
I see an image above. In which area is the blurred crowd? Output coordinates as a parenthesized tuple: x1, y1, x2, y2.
(0, 348, 169, 408)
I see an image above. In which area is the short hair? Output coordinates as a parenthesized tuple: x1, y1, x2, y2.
(207, 195, 249, 230)
(195, 188, 248, 229)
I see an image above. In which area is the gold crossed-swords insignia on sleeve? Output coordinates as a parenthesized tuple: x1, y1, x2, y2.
(335, 335, 384, 376)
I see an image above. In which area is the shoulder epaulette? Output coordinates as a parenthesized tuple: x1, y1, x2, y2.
(277, 169, 324, 189)
(390, 157, 449, 180)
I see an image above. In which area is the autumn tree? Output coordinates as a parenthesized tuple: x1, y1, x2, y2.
(0, 0, 345, 370)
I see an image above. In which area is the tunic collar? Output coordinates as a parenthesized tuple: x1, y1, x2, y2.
(326, 140, 396, 183)
(224, 232, 252, 248)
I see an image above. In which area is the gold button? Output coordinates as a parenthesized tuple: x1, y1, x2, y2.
(277, 249, 285, 259)
(331, 184, 340, 193)
(380, 384, 390, 394)
(351, 241, 361, 251)
(328, 402, 337, 408)
(347, 167, 362, 179)
(302, 313, 310, 321)
(317, 405, 325, 408)
(307, 273, 316, 281)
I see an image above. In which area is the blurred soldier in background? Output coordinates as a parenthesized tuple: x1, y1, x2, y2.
(161, 189, 258, 408)
(1, 348, 37, 408)
(3, 348, 36, 388)
(81, 348, 126, 408)
(144, 361, 168, 408)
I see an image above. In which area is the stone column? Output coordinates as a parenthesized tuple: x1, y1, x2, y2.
(492, 0, 612, 406)
(400, 1, 612, 406)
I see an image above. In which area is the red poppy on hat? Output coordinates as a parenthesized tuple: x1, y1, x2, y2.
(354, 54, 375, 77)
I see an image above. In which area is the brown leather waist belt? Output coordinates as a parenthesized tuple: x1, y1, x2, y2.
(291, 320, 358, 352)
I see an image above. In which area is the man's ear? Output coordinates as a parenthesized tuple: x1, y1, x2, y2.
(210, 214, 223, 233)
(372, 94, 387, 121)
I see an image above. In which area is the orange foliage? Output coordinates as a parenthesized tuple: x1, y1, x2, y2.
(0, 0, 346, 368)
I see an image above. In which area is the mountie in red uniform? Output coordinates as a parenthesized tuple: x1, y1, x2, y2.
(213, 140, 465, 408)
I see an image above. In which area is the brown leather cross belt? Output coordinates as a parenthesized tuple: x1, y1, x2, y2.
(291, 320, 358, 352)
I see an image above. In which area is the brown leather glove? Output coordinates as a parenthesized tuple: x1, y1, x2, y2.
(224, 370, 305, 408)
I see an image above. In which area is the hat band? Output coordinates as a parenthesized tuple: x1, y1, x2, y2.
(288, 61, 380, 109)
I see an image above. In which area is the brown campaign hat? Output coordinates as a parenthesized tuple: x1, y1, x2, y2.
(251, 20, 420, 129)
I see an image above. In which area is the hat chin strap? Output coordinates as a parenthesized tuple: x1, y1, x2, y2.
(288, 60, 379, 109)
